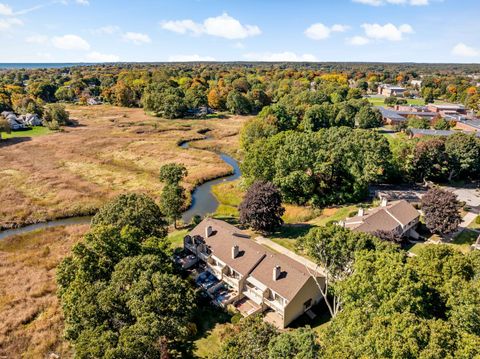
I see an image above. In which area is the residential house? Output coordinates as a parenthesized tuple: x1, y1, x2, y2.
(427, 104, 467, 116)
(184, 218, 324, 328)
(408, 128, 480, 139)
(454, 119, 480, 132)
(340, 199, 420, 239)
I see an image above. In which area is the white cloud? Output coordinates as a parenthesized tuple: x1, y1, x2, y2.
(122, 31, 151, 44)
(347, 36, 370, 46)
(353, 0, 430, 5)
(362, 23, 414, 41)
(93, 25, 120, 35)
(0, 3, 13, 15)
(0, 17, 22, 31)
(25, 34, 49, 44)
(168, 54, 216, 62)
(305, 23, 349, 40)
(161, 19, 203, 35)
(76, 0, 89, 5)
(52, 34, 90, 50)
(86, 51, 120, 62)
(452, 43, 479, 57)
(161, 13, 261, 40)
(244, 51, 317, 62)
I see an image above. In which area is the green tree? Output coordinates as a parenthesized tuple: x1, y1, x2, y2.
(355, 106, 383, 129)
(159, 163, 188, 227)
(43, 103, 70, 125)
(217, 316, 278, 359)
(226, 90, 252, 115)
(407, 116, 430, 129)
(298, 225, 394, 318)
(142, 82, 187, 119)
(268, 328, 319, 359)
(412, 139, 449, 182)
(91, 193, 168, 238)
(159, 163, 188, 185)
(433, 118, 451, 130)
(444, 133, 480, 181)
(0, 117, 11, 141)
(160, 184, 187, 228)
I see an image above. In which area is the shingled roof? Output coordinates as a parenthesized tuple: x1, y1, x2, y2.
(188, 218, 315, 300)
(344, 200, 419, 234)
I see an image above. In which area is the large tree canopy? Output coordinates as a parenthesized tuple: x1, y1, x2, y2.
(91, 193, 168, 238)
(242, 127, 391, 207)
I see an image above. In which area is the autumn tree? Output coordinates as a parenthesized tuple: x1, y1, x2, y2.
(421, 187, 462, 235)
(239, 180, 285, 232)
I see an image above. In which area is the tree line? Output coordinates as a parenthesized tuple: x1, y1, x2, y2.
(0, 63, 479, 120)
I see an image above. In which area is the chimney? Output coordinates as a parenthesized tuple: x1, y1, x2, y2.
(232, 245, 239, 259)
(273, 265, 281, 281)
(205, 225, 213, 238)
(381, 198, 388, 207)
(358, 208, 365, 217)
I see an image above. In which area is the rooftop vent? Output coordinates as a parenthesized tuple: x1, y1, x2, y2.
(205, 225, 213, 238)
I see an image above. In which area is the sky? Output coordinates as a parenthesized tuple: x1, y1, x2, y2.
(0, 0, 479, 63)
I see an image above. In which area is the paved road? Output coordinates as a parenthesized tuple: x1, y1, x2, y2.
(255, 236, 325, 275)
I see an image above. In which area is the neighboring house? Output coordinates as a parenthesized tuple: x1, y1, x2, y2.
(376, 107, 407, 125)
(378, 84, 406, 97)
(427, 104, 467, 116)
(377, 106, 437, 125)
(184, 218, 325, 328)
(454, 119, 480, 132)
(408, 128, 480, 139)
(340, 199, 420, 239)
(410, 79, 422, 88)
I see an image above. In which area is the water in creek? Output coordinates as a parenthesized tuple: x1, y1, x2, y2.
(0, 137, 241, 239)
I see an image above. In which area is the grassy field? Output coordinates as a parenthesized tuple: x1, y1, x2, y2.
(367, 97, 450, 107)
(0, 105, 249, 229)
(3, 126, 53, 139)
(0, 225, 88, 358)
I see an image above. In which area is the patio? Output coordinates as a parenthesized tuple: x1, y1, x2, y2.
(235, 297, 263, 317)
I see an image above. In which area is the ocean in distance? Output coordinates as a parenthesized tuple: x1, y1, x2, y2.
(0, 63, 97, 69)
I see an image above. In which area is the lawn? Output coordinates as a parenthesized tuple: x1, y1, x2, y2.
(211, 179, 318, 224)
(193, 302, 232, 358)
(452, 229, 478, 253)
(3, 126, 53, 139)
(167, 229, 189, 248)
(468, 216, 480, 230)
(367, 96, 448, 107)
(308, 205, 358, 227)
(0, 105, 248, 229)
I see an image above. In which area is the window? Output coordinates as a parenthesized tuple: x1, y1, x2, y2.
(303, 298, 312, 311)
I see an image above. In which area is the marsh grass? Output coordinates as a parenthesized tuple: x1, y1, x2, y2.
(0, 105, 248, 229)
(0, 225, 88, 358)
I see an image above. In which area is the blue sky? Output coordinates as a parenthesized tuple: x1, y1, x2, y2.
(0, 0, 479, 63)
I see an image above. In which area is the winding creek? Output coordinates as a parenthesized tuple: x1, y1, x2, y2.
(0, 136, 241, 240)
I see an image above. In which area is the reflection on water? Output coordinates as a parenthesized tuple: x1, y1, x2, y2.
(180, 139, 241, 223)
(0, 216, 92, 240)
(0, 137, 241, 239)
